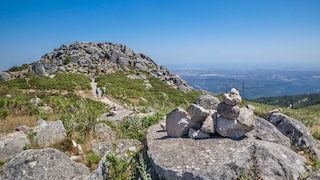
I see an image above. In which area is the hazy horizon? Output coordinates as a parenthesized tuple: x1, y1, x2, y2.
(1, 0, 319, 71)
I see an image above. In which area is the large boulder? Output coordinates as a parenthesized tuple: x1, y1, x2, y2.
(147, 123, 307, 180)
(32, 119, 67, 147)
(166, 108, 192, 137)
(246, 116, 291, 147)
(78, 57, 92, 67)
(0, 148, 90, 180)
(194, 94, 220, 110)
(31, 63, 47, 76)
(0, 131, 31, 162)
(266, 112, 315, 150)
(0, 71, 11, 81)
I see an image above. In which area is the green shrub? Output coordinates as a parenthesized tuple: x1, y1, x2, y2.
(8, 64, 29, 72)
(0, 161, 5, 167)
(0, 109, 9, 119)
(87, 151, 100, 169)
(313, 132, 320, 140)
(2, 78, 29, 89)
(28, 73, 91, 91)
(106, 153, 131, 180)
(96, 73, 202, 112)
(64, 54, 70, 65)
(315, 158, 320, 170)
(115, 112, 164, 143)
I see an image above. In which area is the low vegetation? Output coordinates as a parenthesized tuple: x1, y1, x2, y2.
(252, 93, 320, 109)
(8, 64, 29, 72)
(1, 71, 320, 178)
(96, 72, 202, 110)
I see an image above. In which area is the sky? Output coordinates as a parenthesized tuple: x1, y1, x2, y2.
(0, 0, 320, 71)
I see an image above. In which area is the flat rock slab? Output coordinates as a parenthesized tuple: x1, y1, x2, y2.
(0, 148, 90, 180)
(99, 107, 133, 124)
(147, 123, 306, 180)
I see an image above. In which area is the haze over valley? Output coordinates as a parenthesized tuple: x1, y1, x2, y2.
(171, 67, 320, 99)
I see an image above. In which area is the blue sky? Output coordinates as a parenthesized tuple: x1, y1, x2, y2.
(0, 0, 319, 71)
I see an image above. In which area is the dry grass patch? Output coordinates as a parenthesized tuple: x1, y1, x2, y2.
(0, 115, 37, 133)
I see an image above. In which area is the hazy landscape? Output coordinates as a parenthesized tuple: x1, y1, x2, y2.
(171, 67, 320, 99)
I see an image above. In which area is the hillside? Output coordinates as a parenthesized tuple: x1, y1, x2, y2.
(1, 42, 320, 179)
(252, 93, 320, 109)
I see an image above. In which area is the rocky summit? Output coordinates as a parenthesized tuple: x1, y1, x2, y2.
(0, 41, 192, 93)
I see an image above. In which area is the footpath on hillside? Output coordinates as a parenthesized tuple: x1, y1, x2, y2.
(90, 79, 134, 124)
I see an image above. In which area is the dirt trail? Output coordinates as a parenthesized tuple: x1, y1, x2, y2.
(90, 79, 134, 124)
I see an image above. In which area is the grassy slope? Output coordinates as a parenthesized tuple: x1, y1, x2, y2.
(1, 71, 320, 176)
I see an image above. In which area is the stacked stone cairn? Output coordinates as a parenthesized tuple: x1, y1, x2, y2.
(165, 88, 255, 139)
(216, 88, 255, 138)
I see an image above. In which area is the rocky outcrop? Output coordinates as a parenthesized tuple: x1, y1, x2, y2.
(0, 148, 90, 180)
(0, 131, 31, 162)
(15, 119, 67, 148)
(0, 71, 11, 81)
(32, 119, 67, 147)
(147, 123, 307, 180)
(266, 110, 315, 150)
(246, 116, 291, 147)
(14, 42, 193, 93)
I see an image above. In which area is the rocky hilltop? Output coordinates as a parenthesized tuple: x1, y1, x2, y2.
(0, 41, 192, 92)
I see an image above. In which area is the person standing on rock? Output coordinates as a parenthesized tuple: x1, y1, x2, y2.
(101, 86, 107, 98)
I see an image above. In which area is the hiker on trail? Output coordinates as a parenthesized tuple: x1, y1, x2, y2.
(101, 86, 107, 98)
(95, 87, 99, 99)
(103, 59, 107, 67)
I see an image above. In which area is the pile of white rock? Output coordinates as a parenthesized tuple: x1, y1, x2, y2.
(165, 88, 255, 139)
(216, 88, 255, 138)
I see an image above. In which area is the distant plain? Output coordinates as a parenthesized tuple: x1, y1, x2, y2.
(171, 67, 320, 99)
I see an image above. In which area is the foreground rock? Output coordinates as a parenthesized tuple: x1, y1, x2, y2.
(147, 123, 307, 180)
(266, 111, 315, 150)
(32, 119, 67, 147)
(166, 108, 192, 137)
(0, 148, 90, 180)
(0, 131, 31, 162)
(246, 116, 291, 147)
